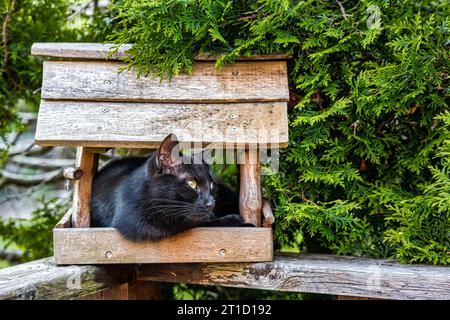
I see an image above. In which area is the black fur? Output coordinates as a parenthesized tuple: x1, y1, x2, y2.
(91, 134, 251, 241)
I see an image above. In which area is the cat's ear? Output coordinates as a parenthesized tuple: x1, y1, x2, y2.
(156, 133, 182, 173)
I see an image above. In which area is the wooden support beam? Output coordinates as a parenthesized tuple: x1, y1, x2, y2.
(72, 147, 98, 228)
(137, 253, 450, 300)
(0, 257, 133, 300)
(262, 199, 275, 226)
(239, 149, 262, 226)
(81, 282, 160, 300)
(3, 254, 450, 300)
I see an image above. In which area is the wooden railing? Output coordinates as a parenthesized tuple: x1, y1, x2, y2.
(1, 253, 450, 300)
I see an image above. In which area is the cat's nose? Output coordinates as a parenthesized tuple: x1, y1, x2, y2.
(204, 198, 215, 209)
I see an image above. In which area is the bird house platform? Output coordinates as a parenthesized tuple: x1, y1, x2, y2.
(32, 43, 289, 265)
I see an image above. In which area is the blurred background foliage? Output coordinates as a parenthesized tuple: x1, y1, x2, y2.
(0, 0, 449, 300)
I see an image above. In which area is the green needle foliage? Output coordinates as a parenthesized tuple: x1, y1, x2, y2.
(0, 197, 67, 261)
(109, 0, 450, 264)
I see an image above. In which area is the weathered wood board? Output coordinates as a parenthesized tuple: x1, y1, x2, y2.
(35, 100, 288, 148)
(53, 227, 273, 264)
(138, 253, 450, 300)
(81, 282, 160, 300)
(0, 257, 132, 300)
(41, 60, 289, 103)
(31, 42, 290, 61)
(4, 253, 450, 300)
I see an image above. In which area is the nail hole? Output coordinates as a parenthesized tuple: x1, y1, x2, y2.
(105, 251, 113, 259)
(97, 126, 102, 131)
(102, 107, 108, 113)
(104, 80, 111, 85)
(219, 249, 226, 256)
(232, 71, 239, 76)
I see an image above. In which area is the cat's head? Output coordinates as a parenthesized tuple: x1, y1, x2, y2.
(146, 134, 216, 222)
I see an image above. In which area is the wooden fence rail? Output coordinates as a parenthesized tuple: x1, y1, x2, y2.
(1, 253, 450, 300)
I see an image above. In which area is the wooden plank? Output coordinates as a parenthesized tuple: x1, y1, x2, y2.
(0, 257, 132, 300)
(31, 43, 132, 60)
(80, 281, 161, 300)
(72, 147, 98, 228)
(92, 283, 129, 300)
(127, 281, 161, 300)
(53, 227, 273, 264)
(137, 253, 450, 300)
(239, 149, 262, 226)
(40, 60, 289, 102)
(35, 101, 289, 148)
(31, 42, 290, 61)
(3, 253, 450, 300)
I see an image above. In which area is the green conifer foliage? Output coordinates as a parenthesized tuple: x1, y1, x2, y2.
(114, 0, 448, 264)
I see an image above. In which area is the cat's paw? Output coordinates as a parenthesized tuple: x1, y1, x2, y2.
(226, 215, 255, 227)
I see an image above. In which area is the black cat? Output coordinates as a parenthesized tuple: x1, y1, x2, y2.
(91, 134, 251, 241)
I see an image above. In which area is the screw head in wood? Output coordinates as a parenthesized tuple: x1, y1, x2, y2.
(102, 107, 108, 113)
(232, 71, 239, 76)
(104, 80, 111, 85)
(219, 249, 226, 256)
(105, 251, 113, 259)
(229, 112, 237, 119)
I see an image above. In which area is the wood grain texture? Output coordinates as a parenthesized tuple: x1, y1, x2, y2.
(40, 60, 289, 102)
(127, 281, 161, 300)
(239, 150, 262, 226)
(81, 282, 160, 300)
(35, 100, 289, 148)
(31, 43, 132, 60)
(3, 253, 450, 300)
(71, 147, 98, 228)
(53, 227, 273, 264)
(137, 253, 450, 300)
(31, 42, 290, 61)
(262, 199, 275, 226)
(0, 257, 132, 300)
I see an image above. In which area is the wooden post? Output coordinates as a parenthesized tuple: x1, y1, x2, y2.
(81, 282, 161, 300)
(239, 149, 262, 227)
(262, 199, 275, 227)
(72, 147, 98, 228)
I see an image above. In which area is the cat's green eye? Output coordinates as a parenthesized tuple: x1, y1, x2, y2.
(187, 179, 197, 189)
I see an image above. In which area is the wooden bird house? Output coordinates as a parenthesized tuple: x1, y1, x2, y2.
(31, 43, 289, 264)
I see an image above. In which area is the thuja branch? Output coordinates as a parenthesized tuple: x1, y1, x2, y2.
(2, 0, 17, 87)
